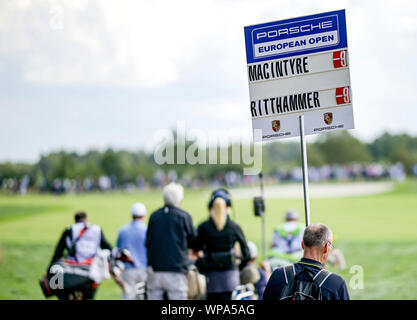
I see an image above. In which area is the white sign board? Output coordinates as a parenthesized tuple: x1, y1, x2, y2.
(244, 9, 354, 141)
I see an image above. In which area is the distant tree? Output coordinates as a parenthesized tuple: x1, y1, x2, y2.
(100, 149, 124, 182)
(306, 143, 326, 167)
(0, 162, 33, 179)
(263, 141, 300, 173)
(368, 132, 417, 173)
(2, 131, 417, 188)
(37, 152, 77, 180)
(80, 154, 103, 178)
(315, 131, 372, 164)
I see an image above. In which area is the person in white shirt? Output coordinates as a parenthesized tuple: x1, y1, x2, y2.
(270, 209, 304, 256)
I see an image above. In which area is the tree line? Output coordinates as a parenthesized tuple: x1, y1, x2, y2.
(1, 131, 417, 187)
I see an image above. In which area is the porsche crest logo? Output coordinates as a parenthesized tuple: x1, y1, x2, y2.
(324, 112, 333, 125)
(272, 120, 280, 132)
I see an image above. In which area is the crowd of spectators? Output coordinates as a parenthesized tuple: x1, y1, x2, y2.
(0, 162, 414, 195)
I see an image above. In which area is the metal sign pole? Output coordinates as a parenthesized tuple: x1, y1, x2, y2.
(258, 172, 266, 259)
(299, 115, 311, 227)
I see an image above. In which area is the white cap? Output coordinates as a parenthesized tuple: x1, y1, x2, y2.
(131, 202, 147, 217)
(285, 209, 299, 220)
(247, 241, 258, 259)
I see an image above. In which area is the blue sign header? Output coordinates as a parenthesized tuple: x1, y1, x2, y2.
(244, 10, 348, 64)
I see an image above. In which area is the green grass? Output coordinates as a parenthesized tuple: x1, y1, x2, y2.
(0, 180, 416, 299)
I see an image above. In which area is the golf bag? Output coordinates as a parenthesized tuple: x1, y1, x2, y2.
(40, 249, 132, 300)
(40, 260, 96, 300)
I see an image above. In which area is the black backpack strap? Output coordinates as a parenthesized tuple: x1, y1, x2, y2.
(312, 269, 333, 287)
(283, 264, 296, 284)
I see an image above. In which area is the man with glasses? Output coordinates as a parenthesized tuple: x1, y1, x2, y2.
(263, 223, 350, 300)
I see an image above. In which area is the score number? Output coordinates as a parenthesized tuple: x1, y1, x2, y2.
(334, 50, 350, 104)
(336, 86, 351, 105)
(333, 50, 348, 68)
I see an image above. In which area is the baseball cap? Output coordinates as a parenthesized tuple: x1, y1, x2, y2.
(131, 202, 147, 217)
(208, 188, 232, 209)
(285, 209, 299, 220)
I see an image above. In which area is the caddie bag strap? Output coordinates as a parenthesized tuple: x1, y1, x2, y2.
(68, 225, 89, 261)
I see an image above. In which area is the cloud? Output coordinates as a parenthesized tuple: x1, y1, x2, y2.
(1, 0, 417, 161)
(0, 0, 315, 88)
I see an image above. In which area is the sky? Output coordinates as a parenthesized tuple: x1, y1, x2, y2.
(1, 0, 417, 162)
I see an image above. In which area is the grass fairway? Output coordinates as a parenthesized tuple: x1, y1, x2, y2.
(0, 180, 416, 300)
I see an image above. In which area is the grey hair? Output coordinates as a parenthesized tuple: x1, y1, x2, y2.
(302, 223, 333, 248)
(163, 182, 184, 207)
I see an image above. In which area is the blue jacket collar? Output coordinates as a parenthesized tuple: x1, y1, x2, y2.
(299, 257, 323, 268)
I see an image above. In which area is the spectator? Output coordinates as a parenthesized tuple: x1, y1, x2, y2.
(48, 211, 113, 299)
(240, 241, 271, 299)
(270, 209, 304, 256)
(194, 188, 250, 300)
(145, 182, 197, 300)
(19, 175, 30, 196)
(116, 202, 148, 300)
(263, 223, 350, 300)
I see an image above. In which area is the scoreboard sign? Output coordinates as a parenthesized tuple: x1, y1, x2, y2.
(244, 9, 354, 141)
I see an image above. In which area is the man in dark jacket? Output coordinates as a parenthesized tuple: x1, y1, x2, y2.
(146, 182, 197, 300)
(263, 223, 350, 300)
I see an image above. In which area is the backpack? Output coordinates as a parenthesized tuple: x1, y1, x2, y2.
(278, 264, 333, 300)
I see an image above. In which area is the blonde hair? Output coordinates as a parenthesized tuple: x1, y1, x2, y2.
(210, 197, 228, 231)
